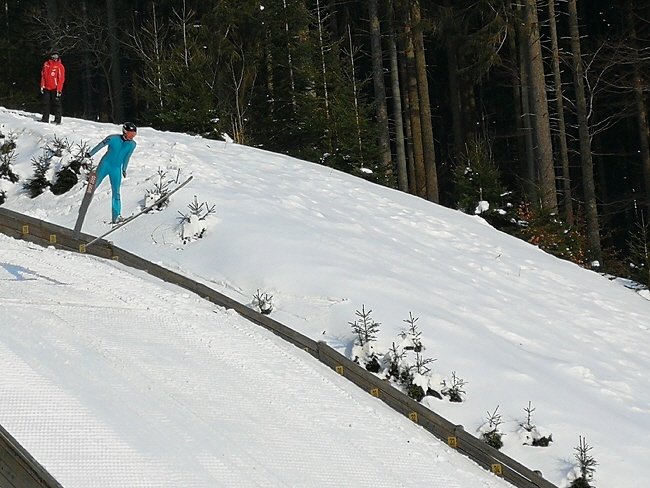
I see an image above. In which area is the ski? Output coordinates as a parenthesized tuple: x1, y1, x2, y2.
(84, 175, 193, 249)
(72, 171, 98, 238)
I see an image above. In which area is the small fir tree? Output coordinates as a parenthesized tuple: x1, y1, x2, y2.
(453, 134, 510, 220)
(400, 312, 424, 352)
(145, 168, 175, 210)
(0, 132, 17, 155)
(628, 221, 650, 289)
(348, 305, 380, 346)
(178, 195, 216, 244)
(480, 406, 504, 450)
(570, 436, 597, 488)
(252, 289, 274, 315)
(441, 371, 467, 403)
(0, 149, 20, 183)
(23, 154, 51, 198)
(385, 342, 406, 382)
(45, 135, 70, 158)
(348, 305, 381, 372)
(518, 401, 552, 447)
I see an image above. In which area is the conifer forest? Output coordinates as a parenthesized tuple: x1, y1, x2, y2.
(2, 0, 650, 282)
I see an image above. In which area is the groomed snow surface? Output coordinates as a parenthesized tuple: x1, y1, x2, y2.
(1, 108, 649, 487)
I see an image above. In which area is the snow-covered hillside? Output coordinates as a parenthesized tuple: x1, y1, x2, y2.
(1, 107, 649, 487)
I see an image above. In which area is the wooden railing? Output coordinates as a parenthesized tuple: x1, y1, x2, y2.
(0, 424, 63, 488)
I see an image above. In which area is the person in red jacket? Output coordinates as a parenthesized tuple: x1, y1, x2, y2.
(40, 51, 65, 125)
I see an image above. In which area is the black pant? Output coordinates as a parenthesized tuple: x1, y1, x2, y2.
(41, 89, 62, 124)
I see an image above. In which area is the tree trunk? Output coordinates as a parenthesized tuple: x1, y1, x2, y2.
(81, 0, 94, 118)
(412, 1, 439, 202)
(388, 1, 408, 192)
(635, 70, 650, 217)
(404, 19, 426, 197)
(523, 0, 557, 211)
(315, 0, 330, 119)
(515, 0, 536, 199)
(369, 0, 393, 183)
(444, 0, 464, 163)
(548, 0, 573, 225)
(506, 0, 527, 190)
(628, 2, 650, 216)
(106, 0, 125, 121)
(568, 0, 602, 264)
(398, 41, 416, 193)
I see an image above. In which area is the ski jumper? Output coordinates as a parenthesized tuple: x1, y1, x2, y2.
(40, 58, 65, 123)
(89, 134, 136, 222)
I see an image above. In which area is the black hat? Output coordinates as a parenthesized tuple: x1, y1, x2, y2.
(50, 51, 60, 58)
(122, 122, 137, 133)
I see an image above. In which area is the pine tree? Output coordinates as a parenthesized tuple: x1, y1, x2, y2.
(629, 221, 650, 289)
(348, 305, 380, 346)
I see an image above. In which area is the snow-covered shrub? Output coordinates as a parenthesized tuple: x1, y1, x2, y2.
(45, 135, 69, 158)
(145, 168, 176, 210)
(0, 147, 19, 183)
(568, 436, 597, 488)
(252, 289, 273, 315)
(349, 305, 381, 372)
(23, 153, 51, 198)
(1, 131, 20, 188)
(0, 130, 17, 155)
(353, 341, 382, 373)
(21, 138, 92, 197)
(348, 309, 466, 403)
(50, 142, 93, 195)
(349, 305, 380, 346)
(479, 406, 504, 450)
(384, 342, 406, 382)
(441, 371, 467, 403)
(398, 313, 441, 401)
(399, 312, 424, 352)
(178, 195, 215, 244)
(518, 401, 552, 447)
(50, 167, 78, 195)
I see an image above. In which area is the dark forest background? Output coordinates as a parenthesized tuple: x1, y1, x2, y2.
(2, 0, 650, 284)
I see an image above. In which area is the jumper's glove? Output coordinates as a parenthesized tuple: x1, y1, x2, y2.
(40, 88, 44, 94)
(122, 170, 127, 178)
(56, 92, 61, 98)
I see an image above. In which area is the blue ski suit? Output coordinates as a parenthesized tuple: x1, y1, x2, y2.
(89, 134, 136, 222)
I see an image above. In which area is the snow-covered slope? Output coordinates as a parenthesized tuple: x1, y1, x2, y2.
(1, 234, 512, 488)
(1, 107, 649, 487)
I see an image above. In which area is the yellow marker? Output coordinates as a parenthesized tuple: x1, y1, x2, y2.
(408, 412, 418, 423)
(491, 464, 503, 475)
(112, 256, 119, 261)
(447, 436, 458, 448)
(22, 225, 29, 234)
(370, 388, 380, 397)
(335, 365, 344, 375)
(79, 244, 86, 253)
(49, 234, 57, 244)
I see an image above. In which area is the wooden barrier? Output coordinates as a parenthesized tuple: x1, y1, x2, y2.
(0, 207, 557, 488)
(0, 424, 63, 488)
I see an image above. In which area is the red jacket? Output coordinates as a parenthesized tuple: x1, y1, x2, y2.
(41, 59, 65, 92)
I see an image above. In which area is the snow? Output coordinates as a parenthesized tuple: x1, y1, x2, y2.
(1, 107, 649, 487)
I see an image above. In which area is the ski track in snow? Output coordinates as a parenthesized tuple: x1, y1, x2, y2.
(0, 237, 510, 488)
